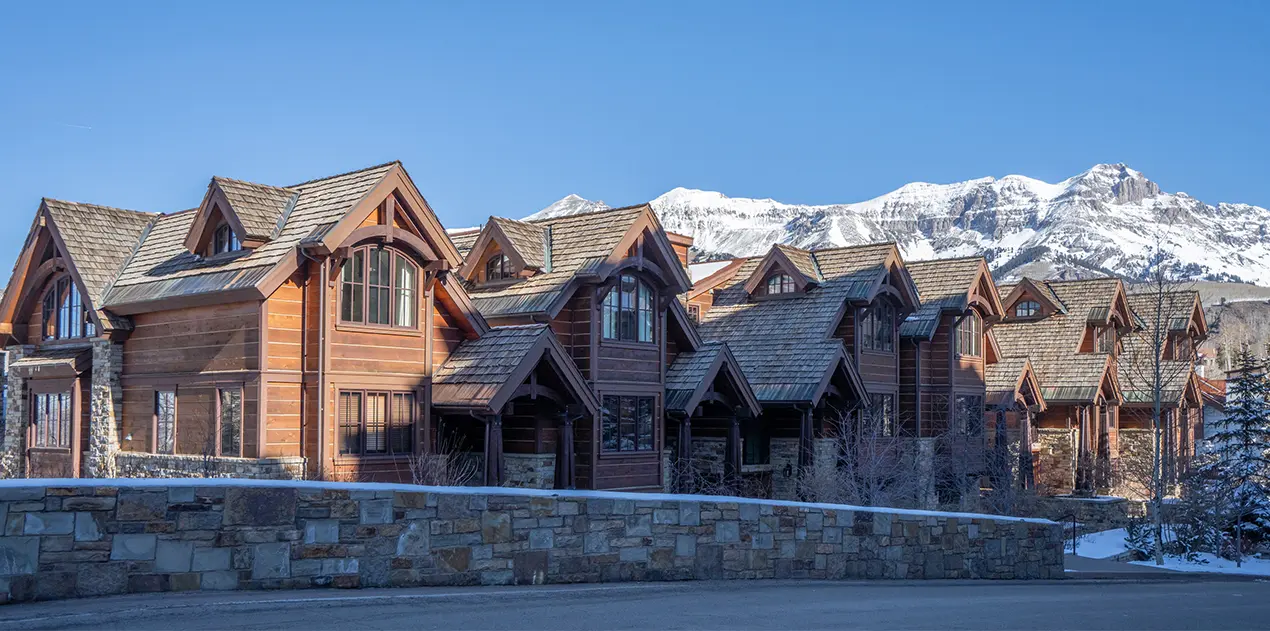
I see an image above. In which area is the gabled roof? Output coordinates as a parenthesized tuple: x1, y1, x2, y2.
(992, 277, 1130, 402)
(431, 324, 598, 415)
(696, 242, 917, 404)
(985, 357, 1047, 411)
(184, 176, 298, 250)
(664, 341, 761, 417)
(9, 345, 93, 379)
(465, 205, 693, 320)
(901, 257, 1003, 340)
(999, 277, 1067, 315)
(1126, 289, 1207, 340)
(1118, 292, 1204, 407)
(456, 216, 551, 280)
(742, 244, 821, 294)
(687, 258, 746, 300)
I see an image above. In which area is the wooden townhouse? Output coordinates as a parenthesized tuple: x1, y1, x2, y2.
(446, 207, 758, 491)
(0, 162, 600, 484)
(1115, 289, 1207, 498)
(991, 278, 1132, 496)
(690, 243, 920, 500)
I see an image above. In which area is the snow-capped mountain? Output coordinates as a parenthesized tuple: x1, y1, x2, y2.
(525, 164, 1270, 286)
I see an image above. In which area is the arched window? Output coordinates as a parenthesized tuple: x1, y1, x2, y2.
(955, 311, 982, 357)
(1015, 300, 1040, 318)
(765, 273, 796, 295)
(211, 223, 241, 255)
(601, 273, 654, 343)
(485, 254, 512, 282)
(859, 302, 895, 352)
(41, 276, 94, 340)
(340, 245, 418, 328)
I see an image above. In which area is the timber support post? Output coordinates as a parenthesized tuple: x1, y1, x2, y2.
(484, 412, 504, 486)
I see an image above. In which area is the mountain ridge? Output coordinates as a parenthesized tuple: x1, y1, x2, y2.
(524, 163, 1270, 287)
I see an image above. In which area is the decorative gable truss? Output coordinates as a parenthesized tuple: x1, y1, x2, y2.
(457, 217, 552, 283)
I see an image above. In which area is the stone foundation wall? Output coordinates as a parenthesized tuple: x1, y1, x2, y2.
(0, 346, 33, 479)
(114, 453, 306, 480)
(0, 479, 1064, 602)
(1115, 429, 1154, 501)
(1036, 496, 1133, 533)
(1035, 429, 1076, 494)
(770, 438, 799, 500)
(503, 454, 554, 490)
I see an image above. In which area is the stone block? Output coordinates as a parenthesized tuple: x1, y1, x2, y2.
(529, 528, 554, 550)
(436, 494, 470, 520)
(752, 533, 774, 550)
(200, 570, 240, 590)
(304, 519, 340, 543)
(192, 547, 231, 572)
(738, 503, 760, 522)
(322, 558, 359, 575)
(35, 572, 77, 600)
(396, 521, 429, 557)
(77, 562, 128, 597)
(110, 534, 157, 561)
(675, 534, 696, 558)
(116, 492, 167, 521)
(619, 547, 649, 563)
(155, 540, 194, 573)
(0, 488, 44, 502)
(434, 547, 471, 572)
(823, 527, 842, 544)
(224, 488, 297, 526)
(652, 509, 678, 525)
(61, 496, 116, 511)
(513, 550, 548, 585)
(625, 514, 651, 537)
(679, 503, 701, 527)
(24, 512, 74, 536)
(481, 511, 511, 544)
(252, 543, 291, 579)
(170, 573, 201, 591)
(177, 511, 222, 531)
(715, 521, 740, 543)
(583, 532, 610, 554)
(360, 500, 392, 525)
(168, 487, 196, 503)
(0, 537, 40, 574)
(74, 513, 102, 542)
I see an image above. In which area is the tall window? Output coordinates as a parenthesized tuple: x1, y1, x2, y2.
(955, 311, 982, 357)
(859, 303, 895, 352)
(742, 420, 770, 465)
(155, 390, 176, 455)
(687, 304, 701, 324)
(218, 388, 242, 457)
(340, 246, 418, 328)
(211, 223, 241, 255)
(954, 395, 984, 436)
(1015, 300, 1040, 318)
(1096, 326, 1117, 354)
(32, 392, 72, 448)
(601, 395, 654, 452)
(485, 254, 512, 281)
(42, 276, 94, 340)
(601, 274, 654, 343)
(765, 273, 795, 295)
(867, 393, 896, 437)
(338, 389, 416, 456)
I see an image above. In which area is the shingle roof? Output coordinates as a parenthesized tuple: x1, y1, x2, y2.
(665, 342, 725, 413)
(1117, 290, 1203, 406)
(432, 324, 549, 409)
(42, 199, 157, 323)
(490, 217, 548, 270)
(466, 206, 648, 318)
(697, 243, 901, 402)
(992, 277, 1125, 402)
(774, 244, 822, 282)
(449, 229, 480, 257)
(900, 257, 987, 340)
(211, 176, 297, 242)
(104, 162, 396, 307)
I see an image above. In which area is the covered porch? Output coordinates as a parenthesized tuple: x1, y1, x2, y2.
(984, 358, 1047, 492)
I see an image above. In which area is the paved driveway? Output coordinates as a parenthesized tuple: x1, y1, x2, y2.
(1, 580, 1267, 630)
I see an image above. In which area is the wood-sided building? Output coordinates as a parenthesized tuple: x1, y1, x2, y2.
(0, 162, 597, 484)
(1116, 289, 1207, 498)
(448, 206, 755, 491)
(992, 278, 1132, 496)
(693, 243, 921, 500)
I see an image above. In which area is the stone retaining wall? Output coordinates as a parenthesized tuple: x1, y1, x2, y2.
(114, 454, 306, 480)
(0, 479, 1063, 603)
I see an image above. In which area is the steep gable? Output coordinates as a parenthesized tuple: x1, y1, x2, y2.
(742, 244, 821, 295)
(184, 177, 297, 253)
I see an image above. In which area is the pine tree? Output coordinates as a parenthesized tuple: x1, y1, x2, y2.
(1203, 348, 1270, 565)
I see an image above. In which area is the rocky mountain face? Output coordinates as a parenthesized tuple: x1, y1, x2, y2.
(525, 164, 1270, 286)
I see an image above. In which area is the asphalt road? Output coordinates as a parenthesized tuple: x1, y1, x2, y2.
(1, 580, 1267, 630)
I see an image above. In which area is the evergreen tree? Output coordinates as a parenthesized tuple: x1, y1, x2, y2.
(1203, 348, 1270, 564)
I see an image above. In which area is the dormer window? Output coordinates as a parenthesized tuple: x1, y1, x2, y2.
(765, 273, 796, 295)
(859, 302, 895, 352)
(955, 311, 982, 357)
(485, 254, 512, 282)
(1096, 326, 1117, 354)
(1015, 300, 1040, 318)
(211, 223, 241, 255)
(602, 273, 654, 343)
(41, 276, 95, 340)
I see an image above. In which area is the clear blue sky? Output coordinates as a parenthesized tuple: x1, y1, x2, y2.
(1, 1, 1267, 272)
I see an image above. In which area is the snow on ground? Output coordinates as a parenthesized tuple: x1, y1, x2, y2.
(1131, 553, 1270, 576)
(1066, 528, 1131, 559)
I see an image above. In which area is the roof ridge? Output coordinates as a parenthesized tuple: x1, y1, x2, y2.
(212, 175, 297, 192)
(42, 197, 159, 218)
(287, 160, 401, 188)
(802, 241, 898, 255)
(907, 255, 985, 266)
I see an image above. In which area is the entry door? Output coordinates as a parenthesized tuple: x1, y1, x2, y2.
(27, 390, 76, 478)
